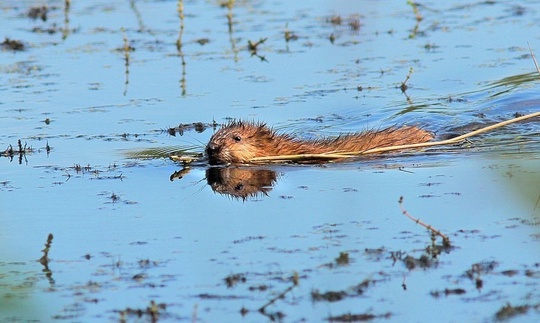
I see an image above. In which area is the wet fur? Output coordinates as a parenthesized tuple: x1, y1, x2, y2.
(206, 120, 434, 164)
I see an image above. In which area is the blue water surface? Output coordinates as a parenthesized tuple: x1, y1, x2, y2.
(1, 0, 540, 322)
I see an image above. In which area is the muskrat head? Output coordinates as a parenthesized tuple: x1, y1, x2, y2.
(206, 121, 276, 165)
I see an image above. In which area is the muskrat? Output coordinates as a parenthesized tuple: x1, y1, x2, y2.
(206, 120, 434, 165)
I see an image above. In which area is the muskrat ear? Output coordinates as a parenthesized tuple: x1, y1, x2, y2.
(256, 123, 274, 136)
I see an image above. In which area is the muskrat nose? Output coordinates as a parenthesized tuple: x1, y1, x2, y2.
(206, 143, 219, 155)
(206, 143, 222, 165)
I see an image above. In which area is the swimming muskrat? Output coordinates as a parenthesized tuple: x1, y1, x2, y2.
(206, 120, 434, 165)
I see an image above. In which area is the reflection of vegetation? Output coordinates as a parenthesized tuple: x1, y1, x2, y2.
(312, 277, 377, 303)
(176, 0, 185, 50)
(224, 273, 246, 288)
(491, 72, 540, 89)
(320, 251, 351, 269)
(28, 6, 48, 21)
(477, 72, 540, 98)
(284, 23, 298, 43)
(326, 14, 361, 30)
(129, 0, 148, 33)
(247, 38, 268, 62)
(120, 28, 133, 96)
(495, 303, 540, 321)
(335, 251, 350, 265)
(222, 0, 239, 62)
(38, 234, 55, 287)
(62, 0, 71, 40)
(168, 165, 192, 181)
(1, 38, 25, 51)
(166, 121, 216, 136)
(26, 2, 75, 39)
(118, 300, 167, 322)
(2, 140, 50, 164)
(176, 0, 187, 95)
(464, 260, 497, 291)
(389, 230, 452, 272)
(407, 0, 422, 39)
(325, 13, 362, 44)
(327, 312, 392, 321)
(126, 146, 201, 159)
(407, 0, 423, 22)
(63, 163, 125, 181)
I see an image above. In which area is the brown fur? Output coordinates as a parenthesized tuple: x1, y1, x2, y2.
(206, 120, 434, 165)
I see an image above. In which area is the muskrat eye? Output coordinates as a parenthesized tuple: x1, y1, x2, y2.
(233, 135, 242, 142)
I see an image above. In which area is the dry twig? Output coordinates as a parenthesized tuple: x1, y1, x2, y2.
(528, 42, 540, 75)
(399, 196, 450, 247)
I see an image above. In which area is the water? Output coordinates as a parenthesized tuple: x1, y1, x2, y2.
(1, 0, 540, 322)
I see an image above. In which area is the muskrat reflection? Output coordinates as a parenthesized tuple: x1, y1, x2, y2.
(206, 167, 278, 200)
